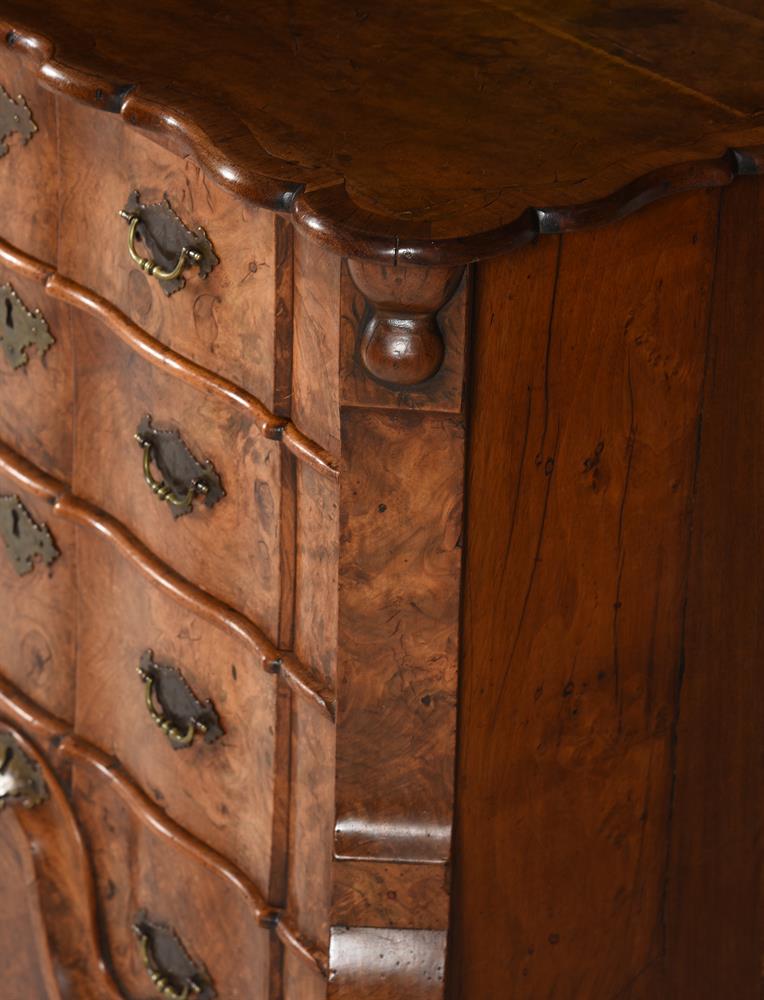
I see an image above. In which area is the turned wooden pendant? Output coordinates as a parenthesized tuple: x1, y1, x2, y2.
(348, 260, 463, 387)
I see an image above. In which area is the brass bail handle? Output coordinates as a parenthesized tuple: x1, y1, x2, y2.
(119, 210, 202, 282)
(137, 665, 208, 748)
(135, 434, 209, 508)
(133, 925, 203, 999)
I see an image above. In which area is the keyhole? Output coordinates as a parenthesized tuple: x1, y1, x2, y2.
(11, 508, 19, 538)
(4, 297, 13, 330)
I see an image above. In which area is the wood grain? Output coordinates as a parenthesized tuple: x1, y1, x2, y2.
(0, 265, 73, 482)
(0, 813, 54, 999)
(664, 174, 764, 998)
(450, 188, 721, 998)
(0, 43, 57, 262)
(74, 525, 283, 899)
(72, 307, 286, 642)
(332, 859, 450, 930)
(0, 720, 123, 1000)
(0, 674, 329, 981)
(2, 3, 764, 260)
(0, 438, 334, 717)
(335, 409, 463, 864)
(71, 755, 274, 998)
(58, 96, 290, 412)
(0, 470, 75, 721)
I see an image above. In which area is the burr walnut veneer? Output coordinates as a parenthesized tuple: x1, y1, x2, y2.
(0, 3, 762, 998)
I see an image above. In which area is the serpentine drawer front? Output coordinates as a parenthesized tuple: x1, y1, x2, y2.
(0, 5, 762, 1000)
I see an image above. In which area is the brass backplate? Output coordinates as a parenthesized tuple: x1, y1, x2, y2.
(123, 190, 219, 296)
(0, 495, 60, 576)
(0, 283, 54, 369)
(133, 911, 216, 1000)
(136, 415, 225, 519)
(0, 732, 48, 810)
(139, 649, 224, 750)
(0, 84, 37, 156)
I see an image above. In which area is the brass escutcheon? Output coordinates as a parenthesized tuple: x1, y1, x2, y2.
(0, 732, 48, 810)
(0, 84, 37, 157)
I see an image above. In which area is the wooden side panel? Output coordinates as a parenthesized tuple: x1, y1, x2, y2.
(0, 474, 76, 721)
(665, 175, 764, 998)
(0, 45, 58, 263)
(450, 189, 720, 998)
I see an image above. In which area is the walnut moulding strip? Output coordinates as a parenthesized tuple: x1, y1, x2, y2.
(3, 13, 764, 265)
(0, 439, 335, 720)
(0, 235, 339, 482)
(0, 673, 329, 980)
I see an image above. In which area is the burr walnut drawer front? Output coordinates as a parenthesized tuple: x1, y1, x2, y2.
(57, 96, 290, 412)
(0, 263, 73, 482)
(74, 525, 284, 898)
(71, 754, 273, 1000)
(0, 473, 75, 723)
(72, 307, 285, 642)
(0, 45, 57, 263)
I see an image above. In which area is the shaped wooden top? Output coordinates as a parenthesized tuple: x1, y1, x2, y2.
(3, 0, 764, 263)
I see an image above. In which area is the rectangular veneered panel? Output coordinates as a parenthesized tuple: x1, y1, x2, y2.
(72, 310, 284, 641)
(71, 760, 273, 999)
(665, 176, 764, 997)
(295, 463, 338, 689)
(292, 229, 341, 456)
(0, 475, 75, 720)
(0, 46, 57, 263)
(335, 408, 463, 863)
(451, 188, 721, 999)
(74, 527, 282, 897)
(286, 697, 335, 951)
(0, 268, 73, 481)
(332, 859, 449, 930)
(57, 98, 288, 410)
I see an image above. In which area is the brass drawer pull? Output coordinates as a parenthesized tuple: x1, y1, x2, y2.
(120, 211, 202, 282)
(118, 191, 218, 296)
(138, 436, 208, 509)
(133, 913, 214, 999)
(0, 85, 37, 157)
(134, 415, 224, 519)
(137, 650, 223, 750)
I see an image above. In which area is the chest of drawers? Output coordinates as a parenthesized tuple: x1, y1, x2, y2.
(0, 3, 761, 998)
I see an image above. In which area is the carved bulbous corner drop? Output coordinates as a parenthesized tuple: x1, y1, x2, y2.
(347, 260, 464, 387)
